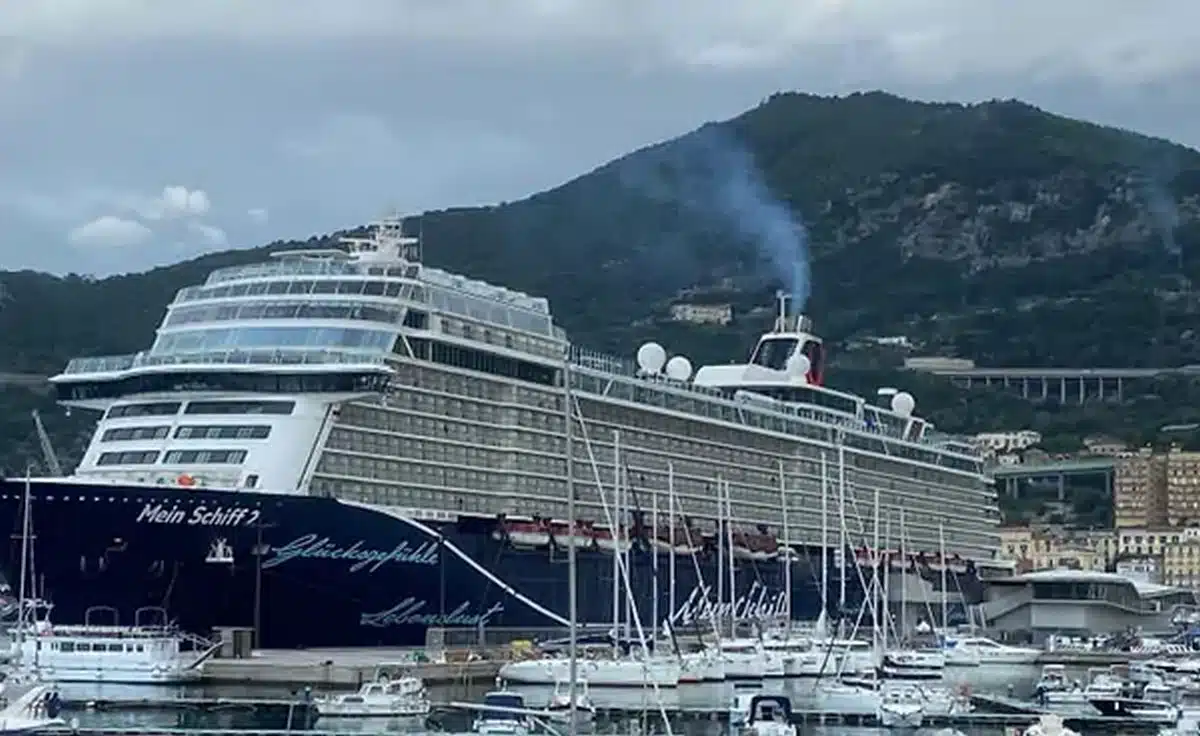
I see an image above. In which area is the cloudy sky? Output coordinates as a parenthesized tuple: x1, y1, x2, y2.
(2, 0, 1198, 276)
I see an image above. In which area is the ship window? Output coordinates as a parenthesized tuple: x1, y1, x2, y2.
(749, 338, 797, 371)
(411, 337, 556, 385)
(97, 450, 160, 465)
(267, 281, 290, 295)
(106, 402, 181, 419)
(102, 425, 171, 441)
(403, 310, 428, 330)
(174, 425, 271, 440)
(60, 642, 75, 653)
(312, 280, 338, 294)
(363, 281, 386, 296)
(163, 449, 248, 464)
(185, 400, 295, 415)
(245, 474, 259, 488)
(57, 372, 389, 402)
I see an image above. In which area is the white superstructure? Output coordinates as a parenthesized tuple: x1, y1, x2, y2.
(51, 217, 1001, 560)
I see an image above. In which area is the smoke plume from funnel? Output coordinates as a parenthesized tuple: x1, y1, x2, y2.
(1144, 178, 1180, 264)
(617, 125, 811, 311)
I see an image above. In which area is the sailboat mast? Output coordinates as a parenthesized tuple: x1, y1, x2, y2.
(622, 465, 631, 641)
(612, 430, 621, 656)
(939, 522, 948, 631)
(563, 356, 578, 734)
(725, 480, 735, 637)
(872, 485, 881, 659)
(652, 475, 659, 636)
(668, 463, 677, 621)
(884, 512, 891, 648)
(900, 508, 907, 640)
(16, 470, 32, 659)
(716, 476, 724, 630)
(837, 443, 847, 614)
(778, 460, 791, 630)
(820, 452, 829, 621)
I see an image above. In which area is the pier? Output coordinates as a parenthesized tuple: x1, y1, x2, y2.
(46, 694, 1174, 735)
(199, 647, 501, 687)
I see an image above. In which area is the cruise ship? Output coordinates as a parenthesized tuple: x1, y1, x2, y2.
(0, 218, 1004, 648)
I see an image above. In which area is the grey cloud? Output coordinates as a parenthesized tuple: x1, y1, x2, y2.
(1, 3, 1199, 275)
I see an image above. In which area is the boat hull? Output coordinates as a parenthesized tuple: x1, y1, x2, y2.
(0, 480, 978, 648)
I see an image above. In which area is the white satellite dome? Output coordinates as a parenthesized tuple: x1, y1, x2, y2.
(890, 391, 916, 417)
(665, 355, 693, 382)
(787, 352, 811, 377)
(636, 342, 667, 375)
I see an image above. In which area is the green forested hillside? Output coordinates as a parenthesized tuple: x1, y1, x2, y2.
(3, 91, 1200, 473)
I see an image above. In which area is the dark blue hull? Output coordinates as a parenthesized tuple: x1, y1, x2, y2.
(0, 480, 974, 648)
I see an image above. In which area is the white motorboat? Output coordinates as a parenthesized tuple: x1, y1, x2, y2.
(738, 694, 796, 736)
(720, 639, 785, 679)
(12, 605, 218, 684)
(677, 648, 724, 682)
(473, 690, 532, 736)
(881, 649, 945, 680)
(1023, 713, 1081, 736)
(547, 677, 595, 722)
(314, 675, 429, 718)
(876, 684, 925, 729)
(0, 683, 67, 736)
(1033, 664, 1072, 698)
(942, 636, 1040, 665)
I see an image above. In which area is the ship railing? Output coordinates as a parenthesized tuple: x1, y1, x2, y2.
(204, 258, 369, 285)
(61, 348, 390, 375)
(567, 347, 984, 463)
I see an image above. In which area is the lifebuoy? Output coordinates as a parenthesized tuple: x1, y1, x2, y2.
(177, 474, 196, 487)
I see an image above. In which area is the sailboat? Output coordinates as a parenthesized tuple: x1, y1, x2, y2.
(0, 475, 66, 736)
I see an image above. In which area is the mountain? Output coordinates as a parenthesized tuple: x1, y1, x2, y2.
(3, 90, 1200, 477)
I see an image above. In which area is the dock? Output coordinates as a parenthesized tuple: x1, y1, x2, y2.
(200, 647, 501, 687)
(1036, 649, 1159, 665)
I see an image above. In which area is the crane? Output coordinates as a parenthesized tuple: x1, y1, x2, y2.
(30, 409, 62, 477)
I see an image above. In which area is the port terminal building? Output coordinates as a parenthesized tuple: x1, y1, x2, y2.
(980, 569, 1196, 644)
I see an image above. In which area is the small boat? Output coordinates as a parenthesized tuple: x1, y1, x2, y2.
(1087, 696, 1179, 722)
(12, 605, 219, 684)
(881, 650, 945, 680)
(943, 636, 1040, 665)
(473, 689, 532, 736)
(1022, 713, 1081, 736)
(498, 652, 680, 687)
(876, 684, 925, 729)
(739, 694, 796, 736)
(590, 524, 631, 554)
(493, 517, 551, 548)
(314, 675, 429, 718)
(0, 683, 67, 735)
(731, 531, 779, 561)
(547, 676, 594, 722)
(1034, 664, 1071, 698)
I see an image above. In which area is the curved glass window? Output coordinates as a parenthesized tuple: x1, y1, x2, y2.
(164, 300, 404, 327)
(152, 326, 395, 354)
(177, 279, 408, 303)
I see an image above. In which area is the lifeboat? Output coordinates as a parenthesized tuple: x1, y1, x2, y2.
(650, 525, 703, 555)
(731, 531, 779, 561)
(492, 516, 552, 548)
(548, 519, 594, 551)
(591, 523, 632, 554)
